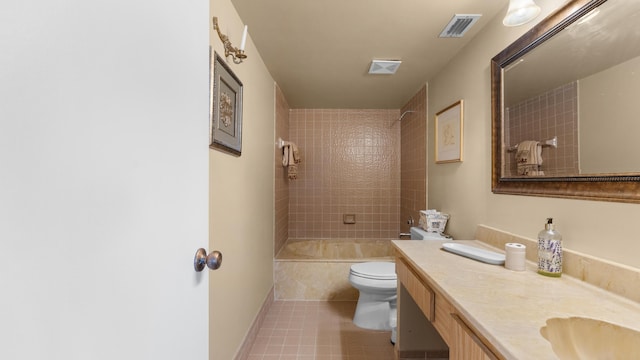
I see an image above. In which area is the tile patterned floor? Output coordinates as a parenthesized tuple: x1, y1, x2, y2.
(246, 301, 396, 360)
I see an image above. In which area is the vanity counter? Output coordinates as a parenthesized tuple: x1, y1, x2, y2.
(392, 239, 640, 359)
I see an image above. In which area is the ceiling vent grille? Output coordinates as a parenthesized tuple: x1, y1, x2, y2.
(439, 14, 482, 38)
(368, 60, 402, 75)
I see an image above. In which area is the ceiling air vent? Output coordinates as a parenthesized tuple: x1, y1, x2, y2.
(439, 14, 482, 38)
(368, 60, 402, 75)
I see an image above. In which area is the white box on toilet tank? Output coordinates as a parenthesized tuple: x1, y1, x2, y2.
(410, 226, 449, 240)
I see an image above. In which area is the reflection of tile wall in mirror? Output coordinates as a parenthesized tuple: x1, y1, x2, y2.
(504, 82, 579, 177)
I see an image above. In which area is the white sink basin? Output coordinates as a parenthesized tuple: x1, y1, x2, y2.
(540, 317, 640, 359)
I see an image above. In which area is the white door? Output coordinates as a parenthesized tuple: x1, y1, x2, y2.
(0, 1, 209, 359)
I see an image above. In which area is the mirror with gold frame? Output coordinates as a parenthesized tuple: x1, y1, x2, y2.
(491, 0, 640, 203)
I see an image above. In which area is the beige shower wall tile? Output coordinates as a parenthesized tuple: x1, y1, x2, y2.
(400, 85, 427, 233)
(274, 85, 290, 255)
(288, 109, 401, 239)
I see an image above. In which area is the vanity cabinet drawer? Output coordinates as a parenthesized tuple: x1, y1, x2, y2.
(397, 256, 454, 345)
(433, 290, 453, 345)
(396, 257, 435, 321)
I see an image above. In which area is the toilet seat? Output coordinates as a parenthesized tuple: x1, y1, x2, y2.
(350, 262, 396, 280)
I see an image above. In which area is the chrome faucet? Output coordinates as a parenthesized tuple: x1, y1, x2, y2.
(399, 216, 415, 238)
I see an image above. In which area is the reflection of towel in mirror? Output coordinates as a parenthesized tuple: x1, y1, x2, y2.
(516, 141, 544, 176)
(281, 142, 302, 180)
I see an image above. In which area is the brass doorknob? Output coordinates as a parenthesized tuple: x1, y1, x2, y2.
(194, 248, 223, 272)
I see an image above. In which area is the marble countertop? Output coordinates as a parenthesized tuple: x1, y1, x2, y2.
(392, 239, 640, 359)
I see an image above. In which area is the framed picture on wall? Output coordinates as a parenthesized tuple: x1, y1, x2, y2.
(210, 51, 243, 156)
(435, 100, 464, 163)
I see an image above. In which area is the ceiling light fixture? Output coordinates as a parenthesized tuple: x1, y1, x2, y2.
(503, 0, 541, 27)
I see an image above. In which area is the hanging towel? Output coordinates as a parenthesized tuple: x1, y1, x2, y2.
(287, 145, 298, 180)
(282, 143, 291, 167)
(516, 140, 545, 176)
(290, 142, 301, 164)
(281, 142, 301, 180)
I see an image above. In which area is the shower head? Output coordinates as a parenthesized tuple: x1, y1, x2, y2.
(398, 110, 415, 121)
(390, 110, 416, 127)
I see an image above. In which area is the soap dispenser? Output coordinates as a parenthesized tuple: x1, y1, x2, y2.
(537, 218, 563, 277)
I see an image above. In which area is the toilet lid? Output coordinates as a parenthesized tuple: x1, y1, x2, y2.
(350, 262, 396, 280)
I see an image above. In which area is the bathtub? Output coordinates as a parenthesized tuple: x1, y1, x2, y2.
(274, 239, 395, 301)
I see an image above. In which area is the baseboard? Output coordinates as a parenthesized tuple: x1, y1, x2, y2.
(234, 286, 275, 360)
(397, 349, 449, 360)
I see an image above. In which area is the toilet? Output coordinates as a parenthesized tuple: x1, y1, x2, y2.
(348, 227, 450, 343)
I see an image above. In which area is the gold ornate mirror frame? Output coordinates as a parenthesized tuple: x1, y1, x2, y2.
(491, 0, 640, 203)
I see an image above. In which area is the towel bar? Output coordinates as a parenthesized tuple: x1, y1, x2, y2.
(507, 136, 557, 152)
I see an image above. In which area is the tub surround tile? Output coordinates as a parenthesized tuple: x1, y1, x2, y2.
(275, 261, 359, 301)
(276, 238, 394, 260)
(274, 239, 395, 301)
(476, 224, 640, 303)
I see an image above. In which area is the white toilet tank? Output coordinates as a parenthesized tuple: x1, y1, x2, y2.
(410, 226, 449, 240)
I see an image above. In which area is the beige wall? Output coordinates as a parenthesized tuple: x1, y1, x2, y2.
(210, 0, 276, 358)
(428, 0, 640, 269)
